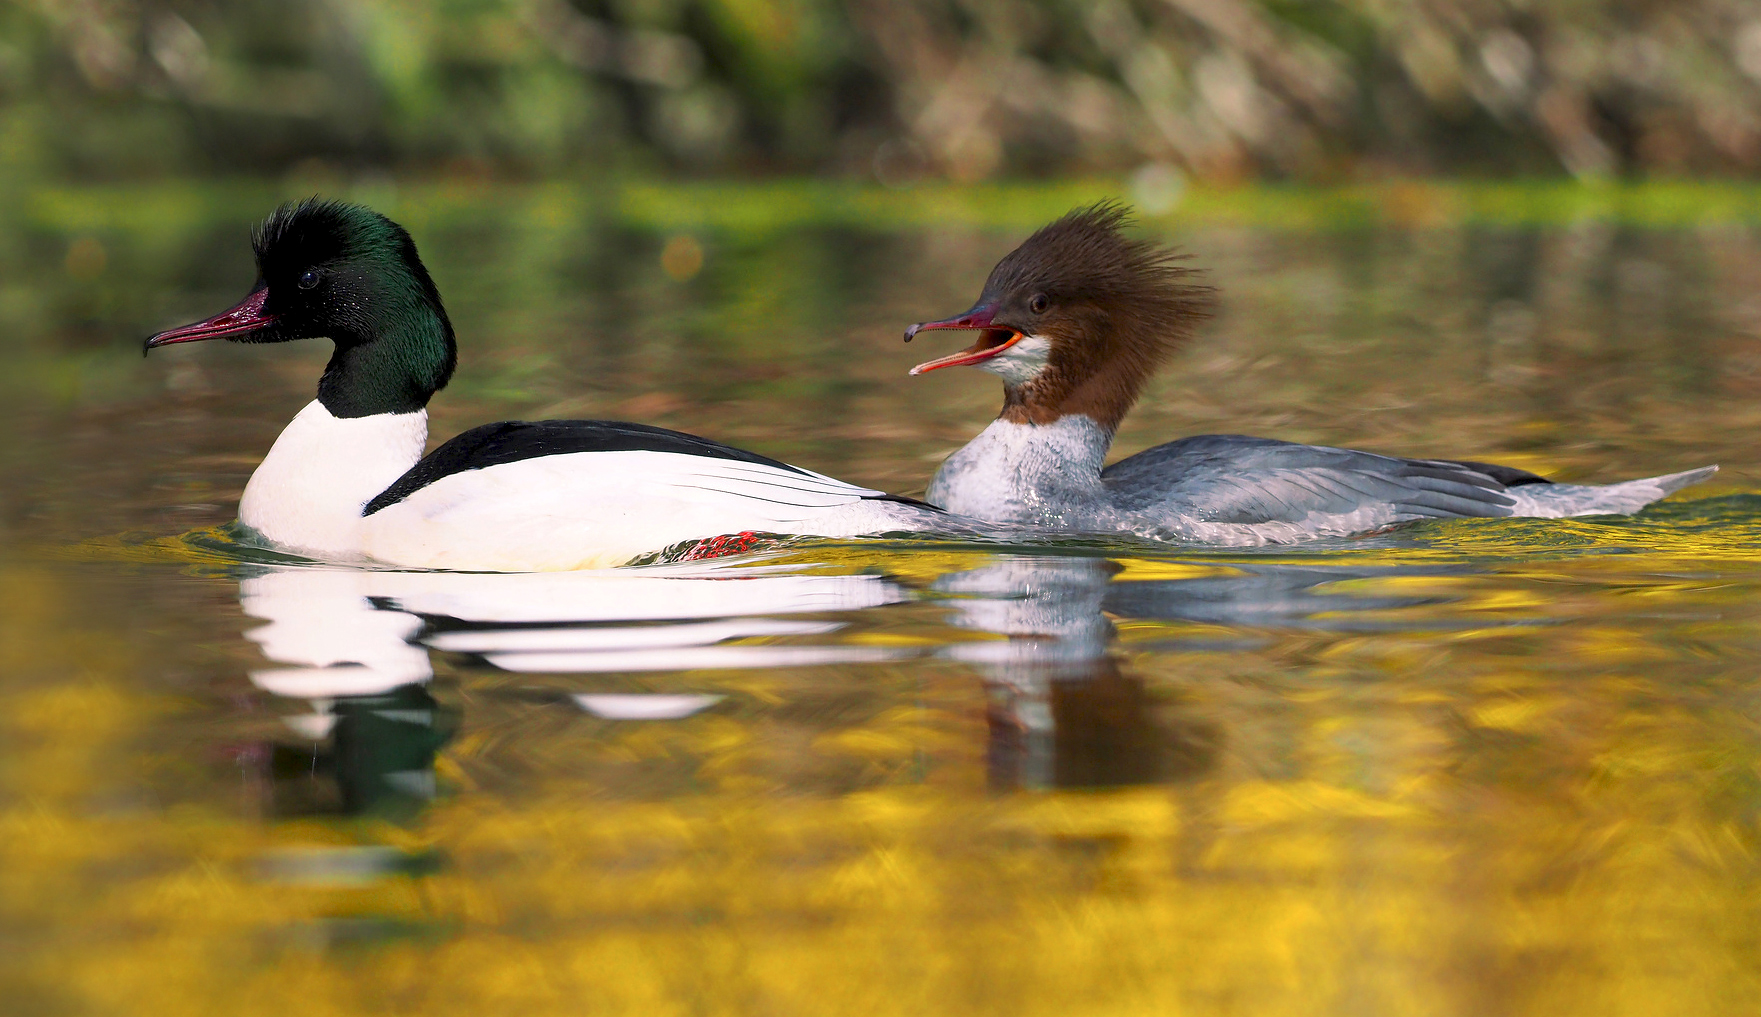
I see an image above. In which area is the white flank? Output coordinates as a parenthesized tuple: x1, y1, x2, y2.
(361, 449, 931, 571)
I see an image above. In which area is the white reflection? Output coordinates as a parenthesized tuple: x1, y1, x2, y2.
(930, 557, 1121, 788)
(574, 694, 725, 720)
(427, 618, 839, 653)
(238, 561, 917, 815)
(240, 563, 911, 700)
(935, 556, 1116, 673)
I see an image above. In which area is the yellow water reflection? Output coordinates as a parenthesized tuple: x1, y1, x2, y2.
(6, 528, 1761, 1016)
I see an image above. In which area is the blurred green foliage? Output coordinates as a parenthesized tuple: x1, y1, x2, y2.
(6, 0, 1761, 183)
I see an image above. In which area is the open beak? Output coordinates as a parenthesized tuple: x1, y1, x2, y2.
(144, 286, 274, 353)
(903, 303, 1024, 375)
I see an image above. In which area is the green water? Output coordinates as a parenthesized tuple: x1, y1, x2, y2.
(4, 180, 1761, 1016)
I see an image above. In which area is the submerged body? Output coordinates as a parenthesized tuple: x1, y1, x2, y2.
(149, 200, 955, 572)
(908, 204, 1715, 545)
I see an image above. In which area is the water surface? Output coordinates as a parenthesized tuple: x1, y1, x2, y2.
(4, 182, 1761, 1016)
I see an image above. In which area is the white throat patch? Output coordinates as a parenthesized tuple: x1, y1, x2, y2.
(975, 333, 1051, 387)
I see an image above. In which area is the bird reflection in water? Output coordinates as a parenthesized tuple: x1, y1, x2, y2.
(233, 551, 1463, 813)
(935, 558, 1214, 790)
(259, 684, 455, 818)
(238, 564, 913, 816)
(937, 555, 1464, 790)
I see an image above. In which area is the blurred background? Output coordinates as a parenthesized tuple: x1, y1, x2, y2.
(9, 0, 1761, 185)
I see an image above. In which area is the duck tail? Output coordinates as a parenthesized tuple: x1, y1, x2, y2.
(1508, 465, 1718, 518)
(1646, 465, 1721, 499)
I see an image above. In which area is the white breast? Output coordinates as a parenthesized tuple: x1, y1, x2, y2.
(927, 415, 1111, 528)
(238, 400, 428, 559)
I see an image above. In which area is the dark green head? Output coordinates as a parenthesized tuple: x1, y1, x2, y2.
(146, 199, 457, 417)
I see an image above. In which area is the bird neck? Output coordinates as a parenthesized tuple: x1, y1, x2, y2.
(317, 305, 456, 418)
(997, 332, 1153, 433)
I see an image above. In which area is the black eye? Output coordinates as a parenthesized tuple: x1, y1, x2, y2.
(1029, 293, 1049, 314)
(298, 269, 322, 290)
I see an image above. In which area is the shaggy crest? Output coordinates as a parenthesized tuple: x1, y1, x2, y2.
(984, 202, 1205, 314)
(253, 198, 405, 268)
(984, 201, 1214, 429)
(251, 200, 441, 319)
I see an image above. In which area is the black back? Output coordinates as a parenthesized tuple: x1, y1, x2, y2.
(362, 419, 813, 516)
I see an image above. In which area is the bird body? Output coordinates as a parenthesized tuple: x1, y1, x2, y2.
(149, 200, 953, 571)
(236, 398, 941, 571)
(907, 204, 1715, 545)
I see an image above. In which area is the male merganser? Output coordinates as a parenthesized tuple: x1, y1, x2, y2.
(904, 203, 1717, 545)
(146, 199, 955, 571)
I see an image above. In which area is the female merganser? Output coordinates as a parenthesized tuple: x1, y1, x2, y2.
(904, 203, 1717, 545)
(146, 199, 956, 571)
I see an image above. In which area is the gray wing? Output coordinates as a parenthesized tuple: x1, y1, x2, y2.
(1101, 435, 1520, 525)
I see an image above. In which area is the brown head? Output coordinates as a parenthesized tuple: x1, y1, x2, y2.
(904, 202, 1212, 431)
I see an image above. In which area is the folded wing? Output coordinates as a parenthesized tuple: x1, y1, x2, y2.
(1102, 434, 1521, 533)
